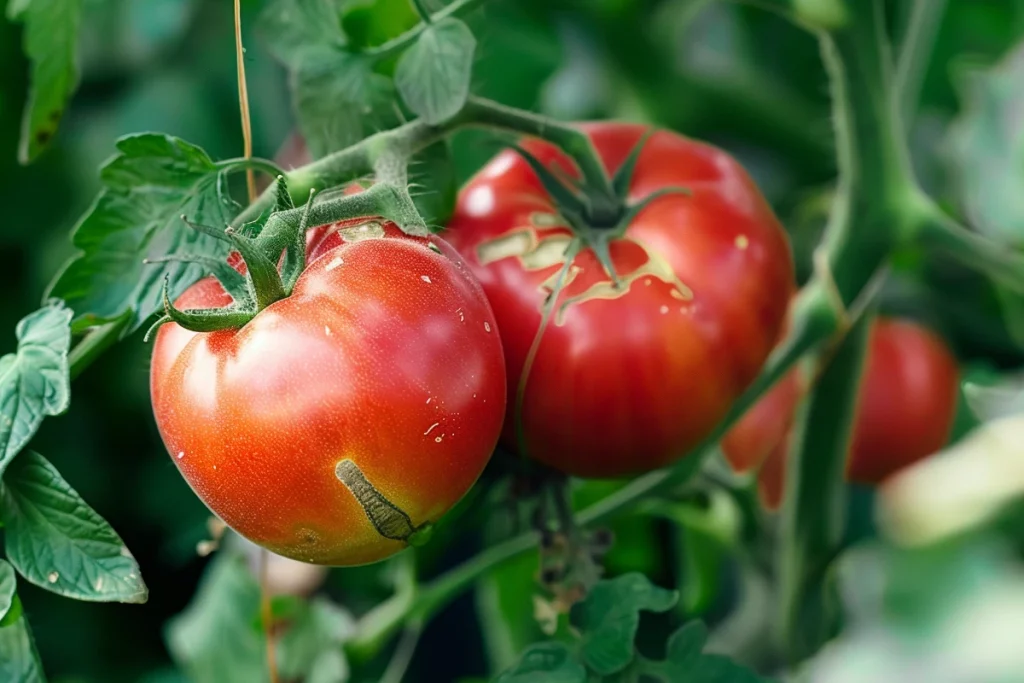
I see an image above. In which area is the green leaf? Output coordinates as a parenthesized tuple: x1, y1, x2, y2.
(572, 573, 678, 675)
(394, 18, 476, 125)
(166, 552, 267, 683)
(0, 604, 46, 683)
(642, 622, 768, 683)
(0, 561, 15, 622)
(259, 0, 348, 65)
(0, 303, 72, 477)
(260, 0, 398, 158)
(291, 48, 396, 159)
(278, 598, 355, 683)
(47, 134, 236, 332)
(948, 42, 1024, 246)
(494, 642, 587, 683)
(1, 451, 147, 603)
(410, 140, 458, 228)
(7, 0, 82, 163)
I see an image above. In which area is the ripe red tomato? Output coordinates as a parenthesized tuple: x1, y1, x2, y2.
(150, 220, 506, 565)
(444, 124, 794, 478)
(722, 317, 960, 508)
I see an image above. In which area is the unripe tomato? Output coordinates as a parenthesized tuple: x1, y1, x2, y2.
(151, 220, 506, 565)
(722, 317, 960, 508)
(445, 124, 794, 478)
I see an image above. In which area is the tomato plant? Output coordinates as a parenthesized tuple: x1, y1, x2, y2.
(446, 125, 794, 478)
(5, 1, 1024, 682)
(723, 317, 960, 507)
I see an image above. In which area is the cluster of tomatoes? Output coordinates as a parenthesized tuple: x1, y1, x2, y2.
(149, 125, 960, 566)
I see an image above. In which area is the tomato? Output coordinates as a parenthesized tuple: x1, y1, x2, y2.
(722, 317, 960, 508)
(151, 220, 506, 565)
(444, 124, 794, 478)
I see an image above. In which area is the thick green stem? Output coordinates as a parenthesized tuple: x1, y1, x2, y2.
(68, 314, 131, 380)
(815, 0, 917, 304)
(895, 0, 947, 127)
(776, 306, 874, 662)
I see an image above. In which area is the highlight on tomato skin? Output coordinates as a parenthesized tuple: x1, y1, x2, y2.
(149, 220, 507, 566)
(444, 123, 795, 479)
(721, 317, 961, 509)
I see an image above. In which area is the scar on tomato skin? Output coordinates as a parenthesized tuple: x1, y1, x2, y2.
(335, 459, 419, 542)
(476, 227, 695, 325)
(338, 221, 385, 242)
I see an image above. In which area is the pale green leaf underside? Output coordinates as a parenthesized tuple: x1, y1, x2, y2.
(1, 451, 148, 603)
(395, 17, 476, 125)
(0, 303, 72, 477)
(0, 609, 45, 683)
(166, 553, 267, 683)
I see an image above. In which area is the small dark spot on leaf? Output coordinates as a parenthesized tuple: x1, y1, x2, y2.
(36, 129, 51, 145)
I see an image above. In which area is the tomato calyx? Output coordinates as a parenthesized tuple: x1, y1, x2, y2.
(512, 130, 690, 285)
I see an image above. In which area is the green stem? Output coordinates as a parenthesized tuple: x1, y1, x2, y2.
(908, 194, 1024, 296)
(776, 306, 875, 662)
(815, 0, 917, 304)
(68, 314, 131, 380)
(409, 0, 433, 24)
(461, 97, 617, 214)
(894, 0, 947, 127)
(367, 0, 487, 59)
(345, 284, 840, 660)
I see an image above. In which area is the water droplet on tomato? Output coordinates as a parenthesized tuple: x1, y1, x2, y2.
(421, 275, 432, 283)
(660, 305, 669, 314)
(484, 322, 492, 333)
(177, 451, 185, 459)
(48, 572, 59, 583)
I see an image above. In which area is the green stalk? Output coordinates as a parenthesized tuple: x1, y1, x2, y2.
(775, 306, 874, 662)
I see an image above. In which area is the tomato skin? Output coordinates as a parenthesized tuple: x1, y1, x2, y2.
(150, 221, 506, 566)
(444, 124, 794, 478)
(846, 319, 960, 483)
(721, 317, 960, 507)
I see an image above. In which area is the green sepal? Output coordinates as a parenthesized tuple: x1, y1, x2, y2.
(511, 145, 591, 225)
(271, 175, 295, 213)
(589, 234, 621, 287)
(144, 254, 250, 305)
(515, 238, 584, 460)
(180, 215, 232, 244)
(611, 186, 691, 236)
(142, 315, 171, 343)
(225, 229, 287, 311)
(611, 128, 656, 202)
(282, 190, 315, 295)
(161, 277, 255, 332)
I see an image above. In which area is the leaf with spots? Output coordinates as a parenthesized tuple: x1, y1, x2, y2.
(0, 451, 147, 603)
(47, 134, 247, 333)
(0, 302, 72, 478)
(7, 0, 82, 164)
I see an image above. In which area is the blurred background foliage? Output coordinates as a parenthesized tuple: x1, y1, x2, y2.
(4, 0, 1024, 681)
